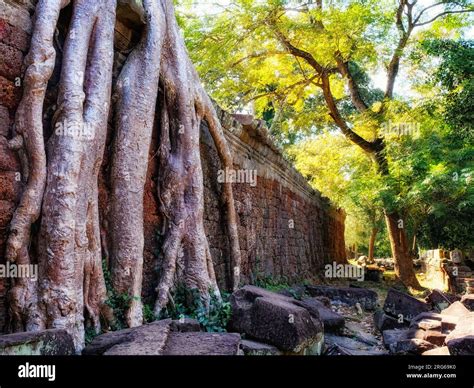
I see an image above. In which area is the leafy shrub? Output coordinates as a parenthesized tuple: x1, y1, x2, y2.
(161, 285, 231, 332)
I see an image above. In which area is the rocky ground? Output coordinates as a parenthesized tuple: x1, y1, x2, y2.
(0, 278, 473, 356)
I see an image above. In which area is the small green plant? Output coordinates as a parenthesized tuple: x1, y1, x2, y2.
(85, 326, 99, 345)
(143, 303, 157, 323)
(161, 285, 231, 332)
(254, 275, 290, 292)
(102, 259, 139, 330)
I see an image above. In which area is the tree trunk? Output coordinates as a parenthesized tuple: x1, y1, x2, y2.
(384, 211, 422, 290)
(6, 0, 241, 351)
(368, 227, 378, 260)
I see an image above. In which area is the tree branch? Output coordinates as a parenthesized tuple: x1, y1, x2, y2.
(414, 8, 474, 27)
(335, 53, 368, 112)
(320, 75, 376, 154)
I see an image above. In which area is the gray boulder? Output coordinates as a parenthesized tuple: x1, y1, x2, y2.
(441, 301, 470, 318)
(83, 318, 241, 355)
(374, 309, 408, 332)
(162, 332, 241, 355)
(422, 346, 450, 355)
(383, 288, 431, 322)
(382, 329, 408, 349)
(295, 297, 345, 333)
(240, 339, 281, 355)
(425, 289, 459, 312)
(305, 285, 378, 310)
(461, 294, 474, 311)
(228, 286, 323, 353)
(0, 329, 75, 355)
(391, 338, 437, 355)
(445, 312, 474, 355)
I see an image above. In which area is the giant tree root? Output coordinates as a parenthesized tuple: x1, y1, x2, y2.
(6, 0, 241, 351)
(109, 0, 164, 328)
(6, 0, 70, 333)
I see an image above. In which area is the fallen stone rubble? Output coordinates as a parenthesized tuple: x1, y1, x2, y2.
(376, 288, 474, 355)
(84, 318, 241, 355)
(0, 284, 472, 356)
(0, 329, 75, 355)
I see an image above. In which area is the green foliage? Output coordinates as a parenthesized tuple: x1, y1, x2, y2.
(179, 2, 474, 255)
(142, 303, 156, 324)
(161, 285, 231, 332)
(102, 260, 139, 331)
(423, 39, 474, 142)
(85, 327, 99, 346)
(254, 275, 291, 292)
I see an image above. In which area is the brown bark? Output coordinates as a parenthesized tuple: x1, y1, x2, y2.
(37, 0, 117, 350)
(7, 0, 242, 351)
(368, 227, 378, 260)
(384, 211, 422, 290)
(109, 0, 164, 328)
(6, 0, 69, 333)
(154, 1, 222, 314)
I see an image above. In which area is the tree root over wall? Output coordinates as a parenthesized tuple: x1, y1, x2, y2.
(5, 0, 241, 352)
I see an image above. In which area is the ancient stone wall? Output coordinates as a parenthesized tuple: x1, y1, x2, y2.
(0, 0, 346, 329)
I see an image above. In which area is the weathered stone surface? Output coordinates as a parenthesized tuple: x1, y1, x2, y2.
(0, 42, 22, 81)
(170, 318, 201, 333)
(325, 343, 387, 356)
(426, 289, 460, 312)
(383, 288, 431, 322)
(0, 105, 10, 137)
(0, 329, 75, 355)
(162, 332, 241, 355)
(0, 137, 21, 171)
(461, 294, 474, 311)
(228, 286, 323, 353)
(240, 339, 281, 355)
(0, 18, 30, 52)
(382, 329, 408, 349)
(278, 285, 306, 300)
(305, 285, 378, 310)
(422, 346, 450, 355)
(375, 258, 395, 270)
(84, 318, 240, 355)
(441, 301, 470, 318)
(405, 327, 428, 340)
(374, 309, 407, 332)
(84, 320, 171, 355)
(0, 172, 22, 202)
(295, 297, 345, 333)
(325, 333, 382, 355)
(391, 339, 437, 355)
(0, 75, 21, 110)
(411, 311, 442, 324)
(424, 331, 446, 346)
(0, 200, 15, 227)
(345, 321, 379, 346)
(409, 315, 442, 331)
(445, 312, 474, 355)
(441, 315, 459, 332)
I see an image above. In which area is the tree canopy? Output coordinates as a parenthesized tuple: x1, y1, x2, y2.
(180, 0, 474, 263)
